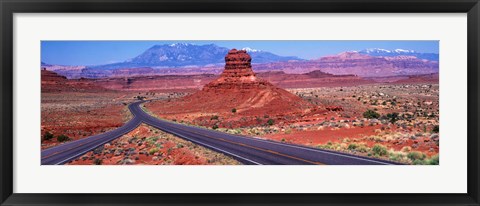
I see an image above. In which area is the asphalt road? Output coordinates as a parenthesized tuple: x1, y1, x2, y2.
(41, 101, 400, 165)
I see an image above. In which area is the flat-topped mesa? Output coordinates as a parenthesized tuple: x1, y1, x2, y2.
(220, 49, 256, 81)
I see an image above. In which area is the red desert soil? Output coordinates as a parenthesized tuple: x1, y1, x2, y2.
(264, 124, 438, 156)
(264, 125, 383, 146)
(41, 96, 130, 149)
(41, 70, 135, 149)
(67, 124, 241, 165)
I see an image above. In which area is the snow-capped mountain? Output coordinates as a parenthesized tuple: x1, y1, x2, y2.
(88, 44, 303, 70)
(242, 47, 261, 52)
(358, 48, 439, 61)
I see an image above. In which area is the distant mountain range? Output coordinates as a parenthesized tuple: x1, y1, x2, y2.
(41, 44, 439, 79)
(358, 48, 439, 61)
(255, 51, 439, 77)
(87, 43, 303, 70)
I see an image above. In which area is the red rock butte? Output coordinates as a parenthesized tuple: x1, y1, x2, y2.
(202, 49, 263, 92)
(178, 49, 317, 116)
(222, 49, 256, 80)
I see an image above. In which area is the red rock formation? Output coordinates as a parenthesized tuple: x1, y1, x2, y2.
(252, 52, 438, 77)
(42, 70, 67, 83)
(41, 70, 107, 92)
(147, 49, 321, 126)
(175, 49, 317, 116)
(202, 49, 264, 92)
(221, 49, 256, 78)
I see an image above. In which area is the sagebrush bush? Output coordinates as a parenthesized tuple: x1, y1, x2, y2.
(267, 119, 275, 126)
(149, 148, 159, 155)
(363, 110, 380, 119)
(388, 150, 407, 162)
(407, 151, 426, 161)
(347, 143, 358, 150)
(93, 158, 102, 165)
(427, 155, 439, 165)
(146, 137, 159, 146)
(43, 132, 54, 141)
(56, 134, 69, 142)
(357, 144, 370, 153)
(386, 112, 399, 123)
(401, 146, 412, 152)
(372, 144, 387, 156)
(432, 125, 439, 133)
(412, 159, 426, 165)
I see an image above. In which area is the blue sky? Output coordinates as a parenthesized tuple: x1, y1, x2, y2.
(41, 40, 439, 66)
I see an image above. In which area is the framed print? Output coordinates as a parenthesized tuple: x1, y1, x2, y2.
(1, 0, 479, 205)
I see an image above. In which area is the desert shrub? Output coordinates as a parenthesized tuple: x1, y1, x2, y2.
(56, 134, 70, 142)
(412, 159, 427, 165)
(318, 141, 334, 150)
(149, 148, 159, 155)
(267, 119, 275, 126)
(432, 125, 439, 133)
(212, 125, 219, 130)
(372, 144, 387, 156)
(357, 144, 370, 153)
(231, 108, 237, 113)
(427, 154, 440, 165)
(93, 158, 102, 165)
(407, 151, 426, 161)
(146, 137, 159, 146)
(43, 132, 54, 141)
(389, 153, 405, 162)
(281, 138, 286, 142)
(386, 112, 399, 123)
(369, 136, 383, 143)
(401, 146, 412, 152)
(363, 110, 380, 119)
(210, 115, 219, 120)
(347, 143, 358, 151)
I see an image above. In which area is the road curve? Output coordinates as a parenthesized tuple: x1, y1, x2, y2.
(41, 101, 401, 165)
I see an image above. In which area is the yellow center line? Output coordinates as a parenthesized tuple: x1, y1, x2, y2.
(41, 142, 89, 159)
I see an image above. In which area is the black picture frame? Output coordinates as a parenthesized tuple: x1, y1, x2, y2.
(1, 0, 479, 205)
